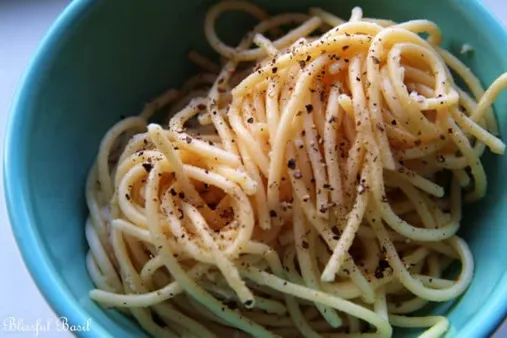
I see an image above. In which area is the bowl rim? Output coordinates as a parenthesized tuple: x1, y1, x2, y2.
(3, 0, 112, 337)
(4, 0, 507, 337)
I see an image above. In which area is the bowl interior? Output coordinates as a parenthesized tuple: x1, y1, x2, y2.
(5, 0, 507, 337)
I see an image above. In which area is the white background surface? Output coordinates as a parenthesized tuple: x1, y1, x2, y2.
(1, 1, 507, 337)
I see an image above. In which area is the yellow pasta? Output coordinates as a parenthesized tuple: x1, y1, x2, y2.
(85, 2, 506, 337)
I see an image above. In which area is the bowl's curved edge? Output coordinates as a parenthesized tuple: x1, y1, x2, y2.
(3, 0, 507, 337)
(455, 1, 507, 336)
(2, 0, 111, 337)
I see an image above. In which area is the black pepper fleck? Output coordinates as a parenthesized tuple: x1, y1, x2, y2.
(287, 158, 296, 170)
(142, 163, 153, 173)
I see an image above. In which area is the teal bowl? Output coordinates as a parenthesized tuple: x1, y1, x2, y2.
(4, 0, 507, 337)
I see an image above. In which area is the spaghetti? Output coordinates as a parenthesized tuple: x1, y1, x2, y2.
(85, 2, 506, 337)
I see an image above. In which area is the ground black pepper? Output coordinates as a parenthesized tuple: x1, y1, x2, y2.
(287, 158, 296, 169)
(142, 163, 153, 173)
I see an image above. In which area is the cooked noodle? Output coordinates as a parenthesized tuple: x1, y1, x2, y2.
(85, 2, 506, 337)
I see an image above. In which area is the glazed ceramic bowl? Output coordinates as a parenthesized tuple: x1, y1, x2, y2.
(5, 0, 507, 336)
